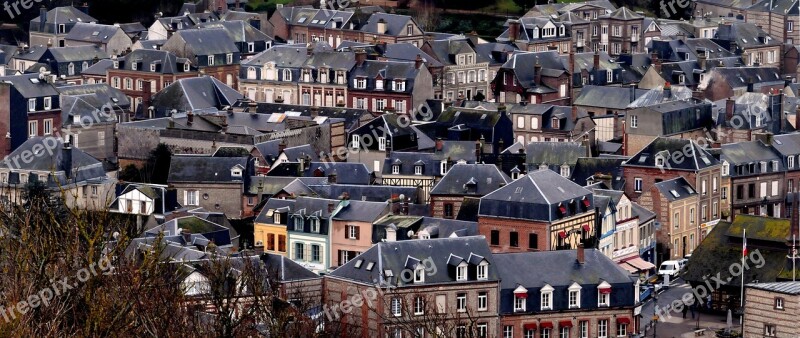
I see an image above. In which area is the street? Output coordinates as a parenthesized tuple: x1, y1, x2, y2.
(639, 278, 729, 338)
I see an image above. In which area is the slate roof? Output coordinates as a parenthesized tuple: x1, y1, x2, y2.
(151, 76, 242, 113)
(80, 59, 113, 76)
(714, 22, 781, 49)
(14, 45, 48, 62)
(254, 198, 295, 224)
(493, 249, 632, 290)
(349, 59, 420, 93)
(473, 42, 516, 66)
(383, 43, 443, 68)
(479, 169, 592, 221)
(570, 157, 627, 190)
(654, 177, 697, 201)
(329, 236, 498, 286)
(0, 73, 59, 98)
(243, 102, 368, 132)
(700, 67, 784, 91)
(425, 39, 490, 66)
(419, 217, 479, 238)
(430, 163, 511, 196)
(308, 184, 420, 203)
(748, 0, 799, 15)
(171, 28, 239, 55)
(624, 138, 719, 171)
(526, 142, 586, 168)
(600, 6, 643, 20)
(30, 6, 96, 25)
(305, 162, 371, 185)
(282, 144, 319, 162)
(574, 85, 644, 110)
(64, 23, 124, 44)
(303, 51, 355, 70)
(0, 137, 106, 187)
(721, 141, 784, 175)
(456, 197, 481, 222)
(771, 133, 800, 157)
(167, 156, 248, 183)
(332, 199, 388, 222)
(360, 13, 419, 37)
(194, 20, 272, 43)
(44, 45, 109, 63)
(502, 51, 568, 90)
(627, 85, 693, 108)
(120, 49, 187, 74)
(260, 253, 320, 281)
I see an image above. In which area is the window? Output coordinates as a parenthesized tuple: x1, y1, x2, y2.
(503, 326, 513, 338)
(356, 78, 366, 89)
(630, 115, 638, 128)
(43, 120, 54, 136)
(702, 180, 707, 195)
(414, 267, 424, 283)
(42, 96, 52, 110)
(28, 99, 36, 112)
(510, 231, 519, 247)
(391, 297, 402, 317)
(790, 21, 795, 32)
(568, 283, 581, 308)
(478, 292, 487, 311)
(598, 319, 608, 338)
(392, 165, 400, 175)
(528, 233, 538, 250)
(607, 70, 613, 83)
(58, 24, 66, 34)
(294, 217, 303, 231)
(773, 160, 779, 172)
(764, 324, 776, 337)
(414, 165, 422, 175)
(490, 230, 500, 245)
(347, 225, 359, 239)
(440, 161, 448, 175)
(559, 327, 569, 338)
(414, 296, 424, 315)
(310, 218, 320, 233)
(598, 291, 610, 307)
(790, 156, 796, 169)
(722, 187, 728, 200)
(634, 178, 643, 192)
(772, 181, 779, 196)
(456, 293, 467, 312)
(456, 263, 467, 281)
(311, 244, 320, 262)
(378, 137, 386, 151)
(541, 329, 551, 338)
(478, 324, 488, 338)
(184, 62, 190, 72)
(514, 296, 526, 312)
(579, 321, 588, 338)
(541, 287, 552, 310)
(477, 262, 488, 280)
(517, 116, 525, 129)
(689, 208, 695, 224)
(617, 323, 627, 336)
(444, 203, 454, 219)
(294, 242, 305, 260)
(207, 55, 215, 66)
(407, 24, 413, 36)
(27, 121, 37, 138)
(775, 297, 784, 309)
(350, 135, 360, 149)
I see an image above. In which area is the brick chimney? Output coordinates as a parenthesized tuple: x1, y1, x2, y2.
(278, 139, 286, 153)
(415, 54, 423, 70)
(726, 97, 735, 122)
(593, 49, 600, 70)
(576, 243, 585, 264)
(651, 52, 662, 73)
(435, 137, 443, 152)
(571, 105, 579, 122)
(534, 60, 542, 86)
(187, 111, 194, 125)
(355, 49, 367, 67)
(508, 19, 521, 42)
(328, 202, 334, 213)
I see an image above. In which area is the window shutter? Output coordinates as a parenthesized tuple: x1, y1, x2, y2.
(355, 226, 360, 240)
(183, 191, 187, 205)
(372, 99, 376, 110)
(352, 97, 357, 108)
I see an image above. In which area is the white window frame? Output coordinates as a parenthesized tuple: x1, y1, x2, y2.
(43, 97, 51, 110)
(477, 292, 487, 311)
(207, 55, 215, 66)
(514, 296, 526, 312)
(477, 261, 488, 280)
(630, 115, 638, 128)
(378, 137, 386, 151)
(456, 263, 467, 281)
(28, 98, 36, 112)
(456, 293, 467, 312)
(634, 177, 643, 192)
(541, 285, 553, 310)
(598, 319, 608, 338)
(391, 297, 402, 317)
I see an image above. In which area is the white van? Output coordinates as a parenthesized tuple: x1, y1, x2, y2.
(658, 260, 681, 278)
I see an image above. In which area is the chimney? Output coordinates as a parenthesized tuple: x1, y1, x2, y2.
(435, 137, 443, 152)
(355, 49, 367, 67)
(534, 60, 542, 86)
(328, 172, 338, 184)
(747, 77, 754, 93)
(593, 49, 600, 70)
(726, 97, 735, 122)
(651, 52, 662, 73)
(571, 105, 579, 122)
(278, 139, 286, 153)
(39, 6, 46, 32)
(187, 111, 194, 125)
(168, 117, 175, 128)
(415, 54, 423, 70)
(576, 243, 585, 264)
(475, 139, 482, 162)
(310, 106, 319, 118)
(664, 82, 672, 99)
(692, 90, 705, 101)
(629, 83, 637, 103)
(328, 202, 334, 213)
(235, 0, 240, 9)
(402, 198, 409, 215)
(697, 52, 707, 70)
(508, 19, 521, 42)
(61, 136, 73, 179)
(377, 18, 387, 34)
(142, 80, 152, 113)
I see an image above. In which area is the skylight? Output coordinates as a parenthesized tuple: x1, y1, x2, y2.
(298, 17, 307, 23)
(354, 259, 363, 269)
(670, 190, 679, 198)
(311, 19, 319, 24)
(365, 262, 374, 271)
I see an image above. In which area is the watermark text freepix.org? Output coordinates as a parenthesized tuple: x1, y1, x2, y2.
(3, 0, 44, 20)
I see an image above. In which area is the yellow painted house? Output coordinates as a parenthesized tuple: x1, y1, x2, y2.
(254, 199, 295, 255)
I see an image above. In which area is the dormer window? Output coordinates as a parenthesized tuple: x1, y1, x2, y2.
(559, 25, 565, 36)
(293, 216, 303, 231)
(477, 261, 488, 280)
(560, 164, 570, 177)
(231, 166, 242, 177)
(456, 262, 468, 281)
(184, 62, 190, 72)
(150, 63, 157, 72)
(414, 164, 423, 175)
(392, 164, 400, 175)
(760, 161, 768, 173)
(440, 161, 448, 175)
(598, 281, 611, 307)
(207, 55, 214, 66)
(283, 69, 292, 82)
(552, 117, 560, 129)
(356, 78, 367, 89)
(226, 53, 233, 64)
(112, 60, 119, 69)
(414, 266, 425, 283)
(247, 42, 254, 53)
(772, 160, 779, 172)
(540, 284, 554, 310)
(568, 282, 582, 309)
(722, 161, 730, 176)
(655, 155, 665, 167)
(393, 80, 406, 92)
(513, 285, 528, 312)
(310, 217, 320, 233)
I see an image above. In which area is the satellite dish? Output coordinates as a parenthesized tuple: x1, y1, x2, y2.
(407, 230, 414, 238)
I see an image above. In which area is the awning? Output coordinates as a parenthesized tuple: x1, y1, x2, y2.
(599, 288, 612, 294)
(626, 257, 656, 271)
(524, 323, 537, 330)
(559, 231, 567, 239)
(514, 292, 528, 299)
(618, 261, 639, 273)
(617, 317, 631, 325)
(559, 320, 573, 327)
(582, 198, 591, 208)
(540, 321, 553, 329)
(559, 205, 567, 214)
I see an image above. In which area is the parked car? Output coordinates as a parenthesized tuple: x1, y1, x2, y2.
(658, 260, 681, 278)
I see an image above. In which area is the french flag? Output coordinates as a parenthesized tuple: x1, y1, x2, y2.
(742, 229, 747, 257)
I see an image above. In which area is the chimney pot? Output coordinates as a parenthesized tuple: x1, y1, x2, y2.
(577, 243, 585, 264)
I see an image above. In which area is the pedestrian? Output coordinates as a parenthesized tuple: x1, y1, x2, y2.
(690, 303, 695, 319)
(682, 304, 688, 318)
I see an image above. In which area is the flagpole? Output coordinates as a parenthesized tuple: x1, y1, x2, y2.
(740, 228, 746, 328)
